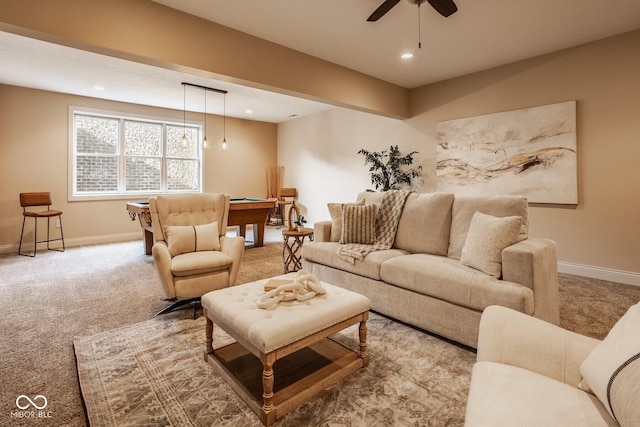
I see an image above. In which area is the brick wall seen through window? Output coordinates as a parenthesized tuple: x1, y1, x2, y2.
(72, 110, 202, 197)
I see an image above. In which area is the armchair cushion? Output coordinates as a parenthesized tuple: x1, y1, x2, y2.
(165, 221, 221, 256)
(171, 251, 232, 277)
(466, 361, 615, 427)
(580, 302, 640, 426)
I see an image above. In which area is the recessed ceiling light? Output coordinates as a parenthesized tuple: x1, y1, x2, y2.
(245, 109, 253, 114)
(401, 53, 414, 59)
(93, 85, 105, 91)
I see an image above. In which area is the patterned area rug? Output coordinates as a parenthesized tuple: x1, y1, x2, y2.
(74, 312, 475, 426)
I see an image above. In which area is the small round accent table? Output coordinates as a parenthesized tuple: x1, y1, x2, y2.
(282, 227, 314, 273)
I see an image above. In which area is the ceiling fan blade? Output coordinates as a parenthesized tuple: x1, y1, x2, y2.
(427, 0, 457, 17)
(367, 0, 402, 21)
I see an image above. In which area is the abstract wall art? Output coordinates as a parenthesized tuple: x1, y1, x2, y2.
(436, 101, 577, 204)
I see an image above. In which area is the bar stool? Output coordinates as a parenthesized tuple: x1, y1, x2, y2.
(18, 192, 65, 257)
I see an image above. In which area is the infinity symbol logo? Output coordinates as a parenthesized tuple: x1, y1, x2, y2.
(16, 395, 48, 410)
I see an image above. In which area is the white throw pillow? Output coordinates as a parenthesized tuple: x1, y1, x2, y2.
(460, 211, 522, 278)
(580, 302, 640, 426)
(164, 221, 220, 256)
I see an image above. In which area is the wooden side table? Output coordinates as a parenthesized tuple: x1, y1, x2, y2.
(282, 227, 314, 273)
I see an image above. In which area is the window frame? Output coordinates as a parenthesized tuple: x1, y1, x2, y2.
(68, 106, 204, 201)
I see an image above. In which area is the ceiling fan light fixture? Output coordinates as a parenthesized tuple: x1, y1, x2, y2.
(367, 0, 456, 21)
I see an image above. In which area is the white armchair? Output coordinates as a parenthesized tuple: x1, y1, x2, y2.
(150, 193, 245, 315)
(465, 305, 619, 426)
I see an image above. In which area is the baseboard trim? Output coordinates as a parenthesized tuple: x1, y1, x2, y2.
(0, 232, 140, 255)
(558, 261, 640, 287)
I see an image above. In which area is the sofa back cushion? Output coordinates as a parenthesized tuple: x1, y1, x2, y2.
(357, 192, 454, 255)
(448, 195, 529, 260)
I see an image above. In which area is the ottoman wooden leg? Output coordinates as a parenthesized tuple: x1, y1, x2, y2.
(204, 314, 214, 360)
(261, 353, 276, 426)
(359, 313, 369, 367)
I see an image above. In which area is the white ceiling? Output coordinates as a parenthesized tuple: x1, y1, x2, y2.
(2, 0, 640, 123)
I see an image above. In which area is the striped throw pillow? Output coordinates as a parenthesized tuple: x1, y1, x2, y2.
(340, 204, 377, 244)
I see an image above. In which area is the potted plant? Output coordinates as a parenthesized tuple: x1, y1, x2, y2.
(357, 145, 422, 192)
(295, 215, 307, 232)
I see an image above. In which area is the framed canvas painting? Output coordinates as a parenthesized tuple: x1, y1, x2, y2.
(436, 101, 577, 204)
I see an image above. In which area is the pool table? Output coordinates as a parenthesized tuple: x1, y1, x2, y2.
(127, 197, 275, 254)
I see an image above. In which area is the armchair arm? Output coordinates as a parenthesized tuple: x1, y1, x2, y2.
(151, 241, 176, 299)
(502, 238, 559, 324)
(220, 235, 245, 286)
(477, 305, 600, 387)
(313, 220, 332, 242)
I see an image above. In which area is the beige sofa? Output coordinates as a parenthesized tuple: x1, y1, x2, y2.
(465, 305, 636, 426)
(302, 192, 559, 348)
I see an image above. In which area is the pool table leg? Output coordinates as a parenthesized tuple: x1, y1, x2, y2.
(254, 223, 265, 247)
(235, 223, 265, 247)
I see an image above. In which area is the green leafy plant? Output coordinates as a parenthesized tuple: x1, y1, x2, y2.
(357, 145, 422, 191)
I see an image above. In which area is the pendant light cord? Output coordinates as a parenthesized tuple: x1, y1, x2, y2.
(183, 84, 186, 132)
(418, 2, 422, 49)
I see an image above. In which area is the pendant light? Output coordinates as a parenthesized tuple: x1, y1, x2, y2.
(181, 82, 227, 150)
(181, 83, 189, 147)
(202, 87, 211, 149)
(221, 92, 228, 151)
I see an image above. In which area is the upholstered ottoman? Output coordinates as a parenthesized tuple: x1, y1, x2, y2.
(201, 273, 371, 427)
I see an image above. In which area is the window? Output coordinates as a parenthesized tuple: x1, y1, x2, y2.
(70, 108, 202, 199)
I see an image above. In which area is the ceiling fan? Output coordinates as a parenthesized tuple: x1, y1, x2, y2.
(367, 0, 457, 22)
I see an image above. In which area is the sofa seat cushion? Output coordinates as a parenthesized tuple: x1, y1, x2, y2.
(465, 361, 617, 427)
(302, 241, 408, 281)
(171, 251, 233, 277)
(379, 254, 534, 313)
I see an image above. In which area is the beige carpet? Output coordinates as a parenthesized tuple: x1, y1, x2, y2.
(1, 226, 639, 426)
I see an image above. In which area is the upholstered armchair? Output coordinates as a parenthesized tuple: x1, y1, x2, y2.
(150, 193, 245, 315)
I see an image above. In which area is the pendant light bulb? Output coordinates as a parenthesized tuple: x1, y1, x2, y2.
(202, 136, 210, 150)
(221, 138, 228, 151)
(181, 133, 189, 147)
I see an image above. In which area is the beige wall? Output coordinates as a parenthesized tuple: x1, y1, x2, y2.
(0, 85, 277, 250)
(279, 30, 640, 283)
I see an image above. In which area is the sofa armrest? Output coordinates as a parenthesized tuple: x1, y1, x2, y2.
(502, 238, 559, 324)
(478, 305, 601, 387)
(313, 220, 333, 242)
(220, 235, 245, 286)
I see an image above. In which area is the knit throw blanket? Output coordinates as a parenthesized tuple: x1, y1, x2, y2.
(337, 190, 411, 264)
